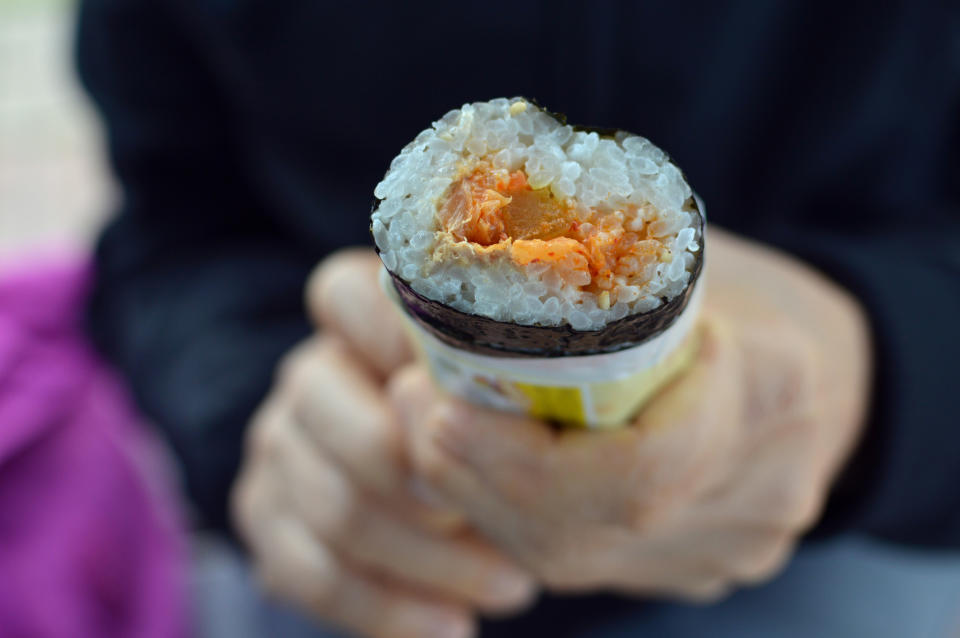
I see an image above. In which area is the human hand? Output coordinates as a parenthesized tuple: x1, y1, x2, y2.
(231, 250, 536, 638)
(389, 227, 872, 601)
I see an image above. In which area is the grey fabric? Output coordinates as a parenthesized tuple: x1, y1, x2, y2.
(191, 535, 960, 638)
(190, 536, 350, 638)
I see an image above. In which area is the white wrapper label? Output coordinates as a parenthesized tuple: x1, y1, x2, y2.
(382, 268, 704, 429)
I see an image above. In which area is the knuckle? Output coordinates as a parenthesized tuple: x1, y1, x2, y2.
(306, 249, 369, 325)
(416, 440, 453, 489)
(344, 413, 402, 494)
(386, 364, 434, 417)
(276, 344, 303, 380)
(254, 563, 283, 600)
(268, 541, 340, 612)
(362, 408, 402, 461)
(275, 369, 306, 413)
(622, 490, 681, 533)
(788, 359, 819, 417)
(249, 417, 284, 461)
(783, 332, 820, 400)
(790, 498, 823, 533)
(250, 522, 342, 614)
(373, 599, 435, 638)
(275, 356, 299, 391)
(276, 343, 316, 399)
(754, 467, 824, 534)
(539, 569, 578, 591)
(778, 484, 824, 533)
(305, 256, 340, 323)
(493, 459, 547, 506)
(297, 465, 360, 541)
(624, 497, 661, 532)
(414, 411, 458, 484)
(742, 330, 820, 427)
(528, 538, 589, 590)
(385, 364, 425, 404)
(302, 560, 339, 611)
(229, 474, 258, 540)
(679, 578, 731, 604)
(735, 536, 794, 584)
(536, 559, 584, 591)
(324, 487, 364, 541)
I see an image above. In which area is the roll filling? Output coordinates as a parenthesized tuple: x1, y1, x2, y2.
(438, 163, 676, 308)
(372, 97, 703, 337)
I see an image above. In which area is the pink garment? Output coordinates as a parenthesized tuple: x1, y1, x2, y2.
(0, 257, 187, 638)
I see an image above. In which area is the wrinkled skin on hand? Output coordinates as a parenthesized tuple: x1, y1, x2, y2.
(389, 227, 871, 600)
(233, 225, 871, 638)
(232, 251, 535, 638)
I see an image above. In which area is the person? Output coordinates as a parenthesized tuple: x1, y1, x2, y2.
(76, 1, 960, 637)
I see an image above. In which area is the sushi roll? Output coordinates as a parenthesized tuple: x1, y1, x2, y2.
(372, 98, 704, 428)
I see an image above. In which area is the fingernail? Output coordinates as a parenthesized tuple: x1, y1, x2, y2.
(418, 610, 474, 638)
(486, 569, 537, 608)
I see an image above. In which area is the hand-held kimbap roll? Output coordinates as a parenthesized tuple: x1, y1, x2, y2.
(372, 98, 704, 428)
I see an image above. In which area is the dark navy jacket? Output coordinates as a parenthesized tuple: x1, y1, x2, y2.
(77, 0, 959, 559)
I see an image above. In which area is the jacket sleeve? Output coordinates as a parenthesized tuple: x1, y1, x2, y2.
(762, 220, 960, 547)
(77, 0, 315, 532)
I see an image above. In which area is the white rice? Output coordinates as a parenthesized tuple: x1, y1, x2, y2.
(371, 97, 701, 331)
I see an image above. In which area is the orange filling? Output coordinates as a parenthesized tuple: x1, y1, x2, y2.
(439, 164, 665, 300)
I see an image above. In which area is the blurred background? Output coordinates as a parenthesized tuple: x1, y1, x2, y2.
(1, 2, 958, 638)
(0, 0, 110, 261)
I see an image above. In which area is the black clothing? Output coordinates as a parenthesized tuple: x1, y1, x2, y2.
(77, 0, 959, 548)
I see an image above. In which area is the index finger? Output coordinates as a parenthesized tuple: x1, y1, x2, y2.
(307, 248, 412, 378)
(286, 337, 464, 530)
